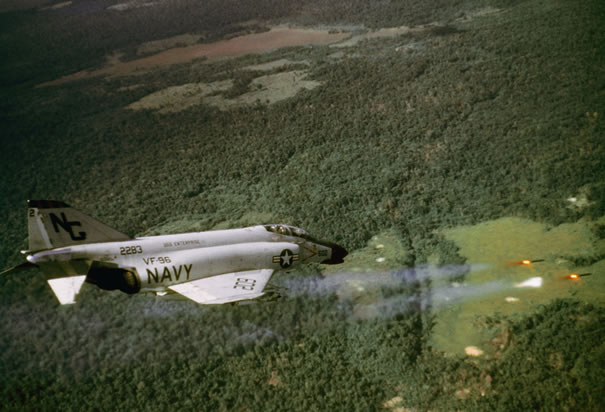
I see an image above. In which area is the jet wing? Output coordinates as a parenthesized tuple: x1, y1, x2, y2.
(168, 269, 274, 304)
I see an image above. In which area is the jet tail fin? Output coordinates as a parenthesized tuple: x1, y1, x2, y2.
(27, 200, 130, 251)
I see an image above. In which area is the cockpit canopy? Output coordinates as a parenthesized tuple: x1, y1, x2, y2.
(264, 224, 310, 240)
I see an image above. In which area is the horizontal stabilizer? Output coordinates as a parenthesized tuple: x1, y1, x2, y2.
(47, 275, 86, 305)
(169, 269, 274, 304)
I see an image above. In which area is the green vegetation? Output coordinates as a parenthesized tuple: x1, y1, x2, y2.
(1, 0, 604, 410)
(484, 300, 605, 410)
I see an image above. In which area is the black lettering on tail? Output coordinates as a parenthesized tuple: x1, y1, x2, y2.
(50, 212, 86, 241)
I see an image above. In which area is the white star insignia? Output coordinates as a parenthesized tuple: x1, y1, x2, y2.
(281, 250, 292, 266)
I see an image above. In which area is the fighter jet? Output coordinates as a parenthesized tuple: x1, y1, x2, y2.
(3, 200, 347, 305)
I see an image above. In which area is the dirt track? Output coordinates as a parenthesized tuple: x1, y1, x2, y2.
(39, 27, 349, 87)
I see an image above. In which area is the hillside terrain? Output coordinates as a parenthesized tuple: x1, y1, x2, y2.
(1, 0, 604, 410)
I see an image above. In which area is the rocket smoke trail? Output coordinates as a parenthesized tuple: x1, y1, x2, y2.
(277, 263, 528, 320)
(280, 263, 490, 297)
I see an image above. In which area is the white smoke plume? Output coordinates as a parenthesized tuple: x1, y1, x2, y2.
(281, 263, 491, 297)
(278, 263, 533, 320)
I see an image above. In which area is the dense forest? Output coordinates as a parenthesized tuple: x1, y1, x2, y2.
(1, 0, 604, 410)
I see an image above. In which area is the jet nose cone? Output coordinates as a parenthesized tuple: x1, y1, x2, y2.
(323, 244, 348, 265)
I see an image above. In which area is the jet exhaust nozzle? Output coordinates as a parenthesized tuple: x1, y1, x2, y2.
(322, 243, 348, 265)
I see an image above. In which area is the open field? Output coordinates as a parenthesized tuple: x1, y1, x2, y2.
(39, 27, 349, 86)
(434, 216, 605, 354)
(1, 0, 604, 410)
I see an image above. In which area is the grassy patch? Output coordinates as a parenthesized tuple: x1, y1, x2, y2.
(431, 216, 605, 354)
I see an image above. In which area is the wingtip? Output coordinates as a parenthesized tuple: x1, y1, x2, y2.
(0, 262, 37, 276)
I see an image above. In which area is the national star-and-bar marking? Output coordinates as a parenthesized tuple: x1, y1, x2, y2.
(273, 249, 299, 268)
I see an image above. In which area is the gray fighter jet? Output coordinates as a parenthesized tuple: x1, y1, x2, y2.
(3, 200, 347, 305)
